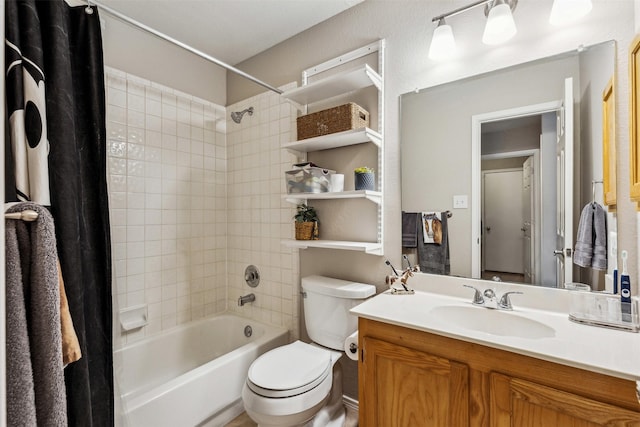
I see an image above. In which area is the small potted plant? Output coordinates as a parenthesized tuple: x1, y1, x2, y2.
(294, 203, 319, 240)
(354, 166, 375, 191)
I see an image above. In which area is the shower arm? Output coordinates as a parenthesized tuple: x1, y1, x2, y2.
(87, 0, 283, 95)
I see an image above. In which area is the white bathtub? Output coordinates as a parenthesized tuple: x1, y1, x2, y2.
(115, 314, 289, 427)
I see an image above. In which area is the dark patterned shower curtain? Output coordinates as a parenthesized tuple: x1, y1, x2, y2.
(5, 0, 113, 425)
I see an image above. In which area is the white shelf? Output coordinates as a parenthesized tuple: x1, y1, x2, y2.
(284, 190, 382, 205)
(280, 41, 384, 257)
(281, 64, 382, 105)
(283, 128, 382, 154)
(282, 239, 383, 255)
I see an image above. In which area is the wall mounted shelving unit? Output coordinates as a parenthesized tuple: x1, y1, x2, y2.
(280, 40, 385, 255)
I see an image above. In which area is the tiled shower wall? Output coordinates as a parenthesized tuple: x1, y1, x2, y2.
(106, 67, 228, 344)
(226, 84, 301, 340)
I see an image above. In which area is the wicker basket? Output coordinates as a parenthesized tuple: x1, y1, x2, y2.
(297, 103, 369, 140)
(295, 221, 318, 240)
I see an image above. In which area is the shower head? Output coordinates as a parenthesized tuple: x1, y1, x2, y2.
(230, 107, 254, 124)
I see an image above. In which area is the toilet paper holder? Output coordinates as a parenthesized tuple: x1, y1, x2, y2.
(348, 342, 357, 354)
(344, 331, 360, 361)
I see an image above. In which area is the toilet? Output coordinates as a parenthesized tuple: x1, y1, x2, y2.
(242, 275, 376, 427)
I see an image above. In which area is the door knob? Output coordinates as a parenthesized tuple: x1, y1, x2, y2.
(553, 250, 564, 259)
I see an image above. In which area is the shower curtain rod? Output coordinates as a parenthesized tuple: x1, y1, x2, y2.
(87, 0, 284, 95)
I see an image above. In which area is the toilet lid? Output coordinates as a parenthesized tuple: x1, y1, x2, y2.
(247, 341, 331, 398)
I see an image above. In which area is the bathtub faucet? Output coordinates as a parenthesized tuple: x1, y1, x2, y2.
(238, 293, 256, 306)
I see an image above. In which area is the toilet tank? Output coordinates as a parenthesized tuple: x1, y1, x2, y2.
(301, 275, 376, 350)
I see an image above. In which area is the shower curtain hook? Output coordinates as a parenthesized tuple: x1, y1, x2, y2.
(85, 1, 94, 14)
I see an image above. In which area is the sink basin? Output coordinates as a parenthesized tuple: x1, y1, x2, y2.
(428, 305, 556, 339)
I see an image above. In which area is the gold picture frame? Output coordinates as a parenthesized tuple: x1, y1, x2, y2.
(630, 34, 640, 203)
(602, 76, 616, 208)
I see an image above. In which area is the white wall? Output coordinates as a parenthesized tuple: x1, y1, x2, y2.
(579, 42, 614, 210)
(228, 0, 638, 295)
(101, 14, 226, 105)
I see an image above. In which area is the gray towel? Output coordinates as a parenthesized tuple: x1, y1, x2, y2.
(574, 202, 607, 271)
(402, 212, 419, 248)
(6, 202, 67, 426)
(574, 204, 594, 267)
(6, 210, 37, 426)
(417, 212, 450, 275)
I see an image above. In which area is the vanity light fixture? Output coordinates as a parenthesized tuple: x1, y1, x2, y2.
(482, 0, 517, 45)
(549, 0, 593, 25)
(428, 18, 456, 60)
(428, 0, 518, 61)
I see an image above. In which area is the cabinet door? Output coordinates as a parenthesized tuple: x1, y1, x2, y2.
(360, 337, 469, 427)
(490, 372, 640, 427)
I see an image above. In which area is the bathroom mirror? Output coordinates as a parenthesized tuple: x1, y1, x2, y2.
(400, 40, 616, 289)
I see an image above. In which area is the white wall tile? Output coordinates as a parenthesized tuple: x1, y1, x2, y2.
(226, 90, 299, 338)
(109, 71, 298, 344)
(108, 68, 227, 342)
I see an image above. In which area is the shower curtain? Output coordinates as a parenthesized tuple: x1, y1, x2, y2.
(5, 1, 114, 425)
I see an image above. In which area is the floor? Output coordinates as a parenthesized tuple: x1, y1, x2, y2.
(224, 412, 255, 427)
(225, 406, 359, 427)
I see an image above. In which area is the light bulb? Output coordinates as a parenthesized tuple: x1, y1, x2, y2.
(482, 2, 517, 45)
(428, 20, 456, 61)
(549, 0, 593, 25)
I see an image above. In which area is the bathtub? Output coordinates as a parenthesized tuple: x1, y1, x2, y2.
(115, 314, 289, 427)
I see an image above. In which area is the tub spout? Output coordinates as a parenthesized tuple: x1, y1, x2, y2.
(238, 293, 255, 306)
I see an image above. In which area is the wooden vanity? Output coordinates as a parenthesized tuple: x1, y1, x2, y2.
(358, 317, 640, 426)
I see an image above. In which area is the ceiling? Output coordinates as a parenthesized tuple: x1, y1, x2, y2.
(93, 0, 364, 66)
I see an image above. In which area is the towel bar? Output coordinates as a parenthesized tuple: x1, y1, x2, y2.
(5, 210, 39, 221)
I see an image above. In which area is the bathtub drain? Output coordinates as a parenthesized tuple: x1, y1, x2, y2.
(244, 325, 253, 337)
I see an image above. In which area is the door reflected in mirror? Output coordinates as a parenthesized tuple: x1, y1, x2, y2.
(478, 104, 565, 287)
(401, 40, 615, 289)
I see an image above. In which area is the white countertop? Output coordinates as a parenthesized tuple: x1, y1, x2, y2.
(350, 274, 640, 381)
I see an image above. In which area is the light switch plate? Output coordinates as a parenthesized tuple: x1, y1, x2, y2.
(453, 195, 468, 209)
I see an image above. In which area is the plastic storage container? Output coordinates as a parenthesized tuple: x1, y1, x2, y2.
(285, 165, 335, 194)
(568, 289, 640, 332)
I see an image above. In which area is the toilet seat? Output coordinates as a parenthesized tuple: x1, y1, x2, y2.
(247, 341, 332, 398)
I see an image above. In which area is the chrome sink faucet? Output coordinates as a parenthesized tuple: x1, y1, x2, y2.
(463, 285, 523, 310)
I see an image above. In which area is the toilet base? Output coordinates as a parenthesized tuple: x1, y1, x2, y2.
(254, 360, 346, 427)
(301, 361, 346, 427)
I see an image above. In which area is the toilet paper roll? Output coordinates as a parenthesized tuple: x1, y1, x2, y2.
(344, 331, 359, 361)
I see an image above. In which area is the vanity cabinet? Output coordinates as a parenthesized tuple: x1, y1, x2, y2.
(491, 373, 640, 426)
(360, 336, 469, 426)
(280, 40, 385, 255)
(358, 318, 640, 427)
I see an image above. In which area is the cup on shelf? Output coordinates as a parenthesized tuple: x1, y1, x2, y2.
(330, 174, 344, 192)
